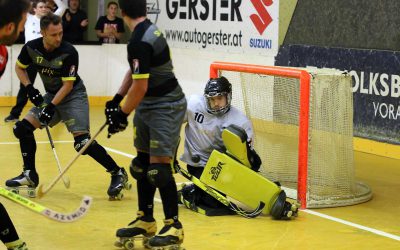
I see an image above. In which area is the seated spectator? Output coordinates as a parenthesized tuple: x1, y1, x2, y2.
(62, 0, 88, 43)
(95, 1, 125, 44)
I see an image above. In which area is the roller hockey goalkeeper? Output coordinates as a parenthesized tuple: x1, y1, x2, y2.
(181, 125, 300, 220)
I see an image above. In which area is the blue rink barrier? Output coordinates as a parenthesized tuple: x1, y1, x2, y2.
(275, 44, 400, 144)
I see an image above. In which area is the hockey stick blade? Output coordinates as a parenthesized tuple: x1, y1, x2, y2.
(45, 125, 70, 188)
(175, 164, 264, 218)
(0, 187, 92, 222)
(37, 123, 107, 198)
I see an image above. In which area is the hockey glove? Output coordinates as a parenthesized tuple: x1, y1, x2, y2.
(105, 94, 124, 120)
(26, 84, 44, 107)
(39, 103, 55, 124)
(107, 108, 128, 135)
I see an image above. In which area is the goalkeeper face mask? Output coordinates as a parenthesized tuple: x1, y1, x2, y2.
(204, 76, 232, 115)
(205, 94, 231, 115)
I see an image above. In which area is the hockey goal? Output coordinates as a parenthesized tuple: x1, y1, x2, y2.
(210, 61, 372, 209)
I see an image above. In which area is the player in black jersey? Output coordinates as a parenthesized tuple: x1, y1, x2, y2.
(5, 13, 130, 200)
(106, 0, 186, 249)
(0, 1, 31, 249)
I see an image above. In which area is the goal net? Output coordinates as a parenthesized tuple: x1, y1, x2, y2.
(210, 62, 372, 208)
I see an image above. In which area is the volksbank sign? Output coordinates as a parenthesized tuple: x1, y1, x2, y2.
(275, 45, 400, 144)
(155, 0, 279, 56)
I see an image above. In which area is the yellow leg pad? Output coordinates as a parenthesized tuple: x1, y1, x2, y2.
(200, 150, 280, 214)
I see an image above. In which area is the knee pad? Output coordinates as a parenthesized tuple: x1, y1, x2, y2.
(130, 152, 150, 180)
(147, 163, 173, 188)
(74, 134, 97, 155)
(13, 120, 34, 139)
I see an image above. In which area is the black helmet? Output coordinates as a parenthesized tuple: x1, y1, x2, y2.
(204, 76, 232, 115)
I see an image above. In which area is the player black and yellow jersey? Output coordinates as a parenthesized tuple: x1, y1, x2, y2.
(16, 37, 81, 94)
(128, 18, 184, 102)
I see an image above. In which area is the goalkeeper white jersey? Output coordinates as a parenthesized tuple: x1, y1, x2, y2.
(180, 94, 254, 168)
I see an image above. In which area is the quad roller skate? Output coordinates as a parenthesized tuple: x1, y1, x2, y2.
(108, 167, 131, 200)
(280, 200, 300, 219)
(270, 190, 300, 220)
(5, 169, 39, 198)
(6, 241, 28, 250)
(177, 183, 196, 208)
(148, 219, 185, 250)
(115, 211, 157, 250)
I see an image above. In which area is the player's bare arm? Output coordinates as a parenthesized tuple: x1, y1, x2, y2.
(50, 80, 74, 105)
(121, 78, 147, 115)
(14, 64, 31, 86)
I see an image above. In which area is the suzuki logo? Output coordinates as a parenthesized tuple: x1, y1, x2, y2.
(250, 0, 273, 35)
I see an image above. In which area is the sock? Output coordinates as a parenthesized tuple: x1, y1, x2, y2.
(80, 139, 119, 172)
(0, 204, 20, 244)
(137, 178, 156, 218)
(19, 120, 36, 171)
(159, 179, 179, 221)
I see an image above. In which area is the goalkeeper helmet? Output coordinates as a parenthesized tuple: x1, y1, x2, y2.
(204, 76, 232, 115)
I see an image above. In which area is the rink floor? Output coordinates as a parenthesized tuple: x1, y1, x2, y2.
(0, 106, 399, 250)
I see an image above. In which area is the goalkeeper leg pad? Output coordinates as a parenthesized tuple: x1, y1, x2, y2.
(270, 190, 299, 220)
(201, 150, 280, 215)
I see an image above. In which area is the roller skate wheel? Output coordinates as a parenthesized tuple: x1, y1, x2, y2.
(142, 237, 149, 247)
(8, 188, 19, 194)
(291, 203, 299, 217)
(109, 192, 123, 201)
(124, 239, 135, 250)
(27, 189, 36, 198)
(286, 210, 293, 218)
(114, 239, 123, 248)
(150, 244, 184, 250)
(125, 182, 132, 190)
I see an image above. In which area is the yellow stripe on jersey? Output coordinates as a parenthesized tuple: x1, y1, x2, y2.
(62, 77, 76, 81)
(132, 73, 150, 79)
(16, 60, 29, 69)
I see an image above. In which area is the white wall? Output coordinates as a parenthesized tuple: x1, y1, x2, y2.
(0, 45, 274, 98)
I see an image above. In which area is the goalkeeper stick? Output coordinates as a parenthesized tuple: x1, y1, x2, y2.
(45, 125, 70, 188)
(175, 163, 265, 218)
(0, 187, 92, 222)
(37, 122, 107, 198)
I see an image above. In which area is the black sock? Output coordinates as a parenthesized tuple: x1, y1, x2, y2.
(19, 120, 36, 171)
(84, 141, 119, 172)
(159, 179, 179, 221)
(137, 178, 156, 218)
(0, 203, 20, 244)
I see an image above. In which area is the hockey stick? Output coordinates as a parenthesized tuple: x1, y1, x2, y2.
(45, 126, 70, 188)
(175, 164, 265, 218)
(0, 186, 92, 222)
(37, 122, 107, 198)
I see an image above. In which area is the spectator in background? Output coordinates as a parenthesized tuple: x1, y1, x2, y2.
(95, 1, 124, 44)
(45, 0, 67, 16)
(62, 0, 88, 43)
